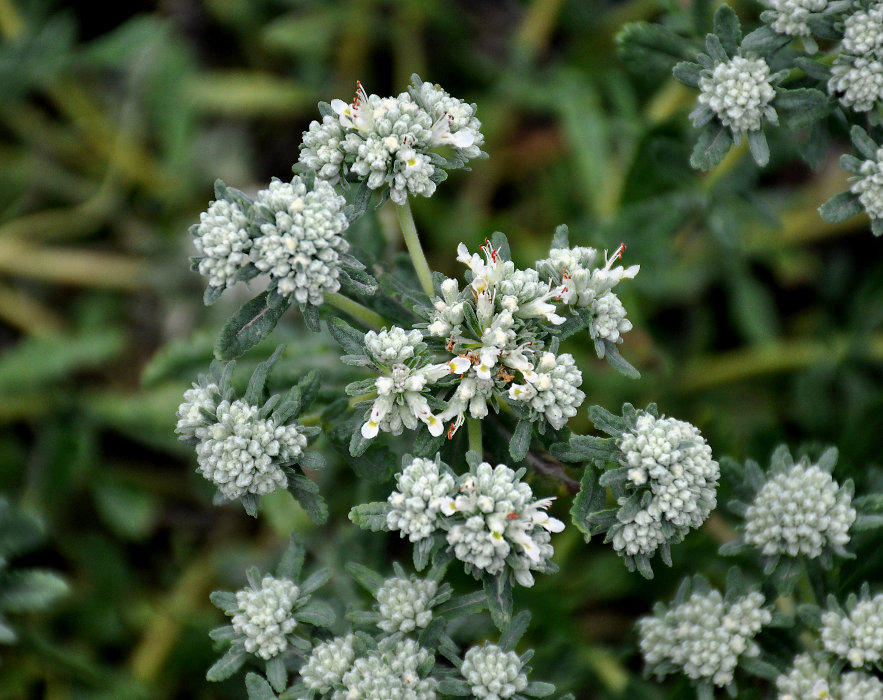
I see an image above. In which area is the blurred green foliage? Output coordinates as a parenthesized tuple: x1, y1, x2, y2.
(0, 0, 881, 697)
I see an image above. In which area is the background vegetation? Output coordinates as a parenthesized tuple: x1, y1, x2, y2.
(1, 0, 881, 697)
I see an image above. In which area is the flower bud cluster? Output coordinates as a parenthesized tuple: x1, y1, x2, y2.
(611, 412, 719, 560)
(743, 460, 855, 559)
(175, 377, 221, 442)
(507, 351, 584, 430)
(696, 55, 778, 134)
(460, 643, 528, 699)
(298, 76, 484, 205)
(775, 653, 831, 700)
(192, 199, 251, 290)
(842, 3, 883, 55)
(762, 0, 827, 37)
(821, 591, 883, 668)
(300, 634, 357, 693)
(387, 457, 457, 541)
(336, 638, 437, 700)
(828, 58, 883, 113)
(376, 576, 438, 633)
(639, 588, 770, 687)
(851, 147, 883, 221)
(230, 575, 300, 660)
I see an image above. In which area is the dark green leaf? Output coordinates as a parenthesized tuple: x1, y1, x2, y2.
(712, 5, 741, 56)
(509, 419, 532, 463)
(690, 121, 733, 171)
(483, 571, 512, 631)
(215, 290, 292, 360)
(244, 345, 285, 405)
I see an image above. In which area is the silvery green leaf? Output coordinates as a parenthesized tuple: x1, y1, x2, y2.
(244, 345, 285, 405)
(509, 419, 532, 463)
(851, 125, 879, 160)
(293, 599, 335, 627)
(551, 223, 569, 249)
(348, 502, 392, 531)
(265, 656, 287, 694)
(523, 681, 556, 696)
(712, 5, 741, 56)
(498, 609, 531, 651)
(206, 646, 246, 682)
(747, 130, 769, 168)
(215, 290, 292, 361)
(246, 672, 278, 700)
(690, 121, 733, 171)
(483, 571, 513, 631)
(570, 467, 606, 543)
(818, 191, 862, 223)
(300, 567, 331, 596)
(345, 561, 384, 594)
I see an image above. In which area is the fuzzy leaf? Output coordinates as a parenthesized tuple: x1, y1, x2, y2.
(571, 467, 606, 543)
(436, 591, 488, 619)
(551, 224, 569, 249)
(265, 657, 287, 694)
(437, 679, 471, 695)
(244, 345, 285, 405)
(672, 61, 702, 88)
(413, 535, 434, 571)
(345, 562, 384, 594)
(713, 5, 741, 56)
(0, 570, 67, 611)
(741, 25, 791, 53)
(327, 317, 367, 356)
(776, 88, 829, 129)
(851, 125, 879, 160)
(489, 231, 511, 262)
(206, 646, 247, 682)
(348, 502, 392, 531)
(294, 599, 335, 627)
(498, 609, 531, 651)
(690, 121, 733, 171)
(215, 290, 292, 360)
(509, 419, 533, 463)
(550, 435, 617, 464)
(524, 681, 557, 697)
(818, 191, 862, 223)
(747, 130, 769, 167)
(286, 474, 328, 524)
(483, 571, 513, 631)
(246, 672, 278, 700)
(739, 655, 781, 681)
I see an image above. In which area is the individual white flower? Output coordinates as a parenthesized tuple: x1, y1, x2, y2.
(828, 57, 883, 112)
(460, 643, 528, 700)
(195, 399, 307, 500)
(775, 653, 831, 700)
(193, 199, 251, 289)
(851, 147, 883, 221)
(456, 240, 513, 294)
(697, 55, 778, 134)
(497, 267, 566, 325)
(298, 114, 346, 181)
(230, 575, 299, 660)
(376, 576, 438, 633)
(250, 176, 349, 306)
(410, 77, 485, 160)
(507, 351, 584, 430)
(175, 379, 220, 442)
(763, 0, 827, 37)
(610, 412, 719, 558)
(391, 147, 437, 205)
(387, 457, 457, 541)
(836, 671, 883, 699)
(361, 327, 448, 439)
(743, 461, 855, 559)
(821, 592, 883, 668)
(639, 588, 770, 687)
(841, 3, 883, 56)
(335, 638, 436, 700)
(301, 634, 356, 693)
(536, 243, 639, 308)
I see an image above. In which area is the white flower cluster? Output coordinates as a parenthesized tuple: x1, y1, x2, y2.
(360, 327, 449, 439)
(828, 57, 883, 112)
(763, 0, 827, 37)
(842, 3, 883, 55)
(298, 78, 484, 205)
(535, 243, 639, 348)
(460, 643, 528, 700)
(175, 378, 220, 442)
(743, 461, 855, 558)
(387, 457, 457, 541)
(230, 575, 299, 660)
(507, 351, 584, 430)
(851, 147, 883, 221)
(301, 634, 356, 693)
(250, 177, 349, 305)
(638, 588, 770, 687)
(776, 653, 883, 700)
(376, 576, 438, 633)
(821, 592, 883, 668)
(697, 55, 778, 134)
(193, 399, 306, 500)
(611, 412, 719, 558)
(335, 638, 437, 700)
(193, 199, 251, 290)
(839, 671, 883, 699)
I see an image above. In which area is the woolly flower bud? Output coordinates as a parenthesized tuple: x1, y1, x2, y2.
(412, 79, 485, 160)
(391, 147, 437, 205)
(251, 177, 349, 306)
(299, 115, 346, 181)
(366, 326, 424, 366)
(460, 643, 528, 700)
(301, 634, 356, 692)
(376, 576, 438, 633)
(175, 379, 219, 442)
(195, 399, 306, 500)
(828, 58, 883, 112)
(698, 55, 777, 133)
(336, 638, 436, 700)
(639, 588, 770, 687)
(591, 291, 632, 344)
(612, 412, 719, 558)
(193, 199, 251, 289)
(509, 351, 584, 430)
(821, 592, 883, 668)
(388, 457, 457, 541)
(775, 653, 831, 700)
(743, 462, 855, 558)
(837, 671, 883, 698)
(841, 3, 883, 56)
(231, 575, 299, 660)
(764, 0, 826, 37)
(852, 147, 883, 221)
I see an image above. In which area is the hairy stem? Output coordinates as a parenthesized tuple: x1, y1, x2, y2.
(325, 292, 387, 329)
(395, 199, 435, 297)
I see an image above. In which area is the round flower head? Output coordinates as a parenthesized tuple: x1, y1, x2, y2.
(763, 0, 827, 37)
(507, 351, 585, 430)
(821, 590, 883, 668)
(460, 643, 528, 700)
(336, 638, 437, 700)
(851, 147, 883, 221)
(175, 377, 221, 442)
(639, 585, 770, 688)
(376, 576, 438, 633)
(841, 3, 883, 56)
(299, 114, 346, 181)
(230, 575, 300, 660)
(837, 671, 883, 698)
(776, 653, 832, 700)
(250, 176, 349, 306)
(696, 55, 778, 134)
(192, 199, 251, 291)
(301, 634, 356, 693)
(410, 76, 485, 161)
(387, 456, 457, 542)
(743, 459, 855, 559)
(828, 57, 883, 112)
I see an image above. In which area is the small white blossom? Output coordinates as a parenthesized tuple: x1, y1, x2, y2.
(837, 671, 883, 699)
(391, 147, 437, 205)
(301, 634, 356, 693)
(852, 147, 883, 221)
(828, 57, 883, 112)
(460, 643, 528, 700)
(743, 461, 855, 559)
(590, 290, 632, 344)
(411, 78, 485, 160)
(335, 638, 436, 700)
(193, 199, 251, 289)
(175, 379, 219, 442)
(763, 0, 827, 37)
(841, 3, 883, 56)
(231, 575, 299, 660)
(387, 457, 457, 541)
(376, 576, 438, 633)
(427, 277, 466, 337)
(299, 114, 346, 181)
(639, 588, 770, 687)
(697, 55, 778, 134)
(251, 176, 349, 306)
(776, 653, 831, 700)
(821, 592, 883, 668)
(507, 351, 584, 430)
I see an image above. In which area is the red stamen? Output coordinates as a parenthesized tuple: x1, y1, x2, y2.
(506, 511, 519, 520)
(613, 243, 626, 260)
(447, 423, 457, 440)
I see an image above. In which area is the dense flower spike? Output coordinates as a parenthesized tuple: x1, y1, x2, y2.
(821, 591, 883, 668)
(250, 176, 349, 306)
(192, 199, 251, 290)
(387, 456, 457, 541)
(336, 638, 437, 700)
(300, 634, 357, 693)
(696, 55, 778, 135)
(230, 576, 300, 660)
(639, 585, 770, 687)
(460, 643, 528, 699)
(376, 576, 438, 633)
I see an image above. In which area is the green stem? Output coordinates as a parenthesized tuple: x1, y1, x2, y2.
(395, 199, 435, 297)
(325, 292, 387, 329)
(467, 417, 483, 458)
(798, 560, 818, 606)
